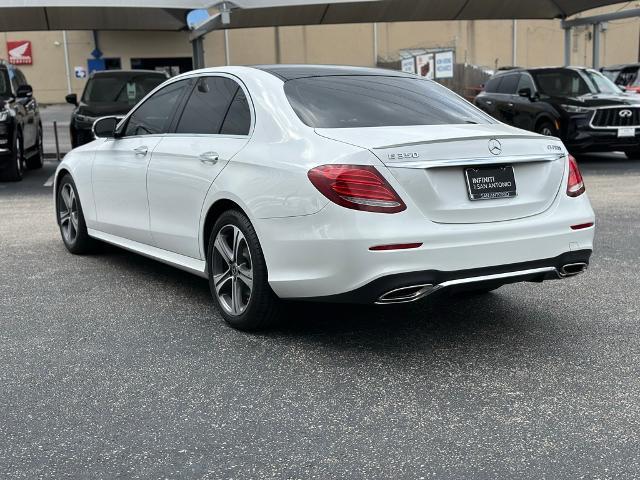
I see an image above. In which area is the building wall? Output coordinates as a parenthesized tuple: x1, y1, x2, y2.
(1, 3, 639, 104)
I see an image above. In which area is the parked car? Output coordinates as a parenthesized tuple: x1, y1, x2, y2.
(475, 66, 640, 159)
(54, 65, 594, 331)
(601, 63, 640, 93)
(66, 69, 169, 148)
(0, 60, 43, 181)
(600, 64, 624, 83)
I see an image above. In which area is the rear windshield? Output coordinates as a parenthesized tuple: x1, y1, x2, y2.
(283, 75, 494, 128)
(82, 72, 167, 104)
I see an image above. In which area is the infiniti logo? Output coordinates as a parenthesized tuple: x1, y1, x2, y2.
(488, 138, 502, 156)
(619, 109, 633, 118)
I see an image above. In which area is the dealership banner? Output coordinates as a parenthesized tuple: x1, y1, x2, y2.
(7, 40, 32, 65)
(435, 51, 454, 79)
(401, 57, 416, 74)
(415, 53, 434, 79)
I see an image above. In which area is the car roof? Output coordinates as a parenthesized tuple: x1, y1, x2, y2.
(252, 64, 415, 81)
(492, 66, 597, 77)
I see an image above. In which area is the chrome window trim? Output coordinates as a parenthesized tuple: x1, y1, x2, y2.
(116, 71, 256, 139)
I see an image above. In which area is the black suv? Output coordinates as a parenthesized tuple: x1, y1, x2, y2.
(0, 60, 43, 181)
(66, 70, 168, 147)
(475, 67, 640, 159)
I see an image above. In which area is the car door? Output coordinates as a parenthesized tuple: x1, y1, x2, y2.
(474, 76, 502, 119)
(147, 75, 253, 259)
(14, 69, 37, 149)
(7, 68, 30, 147)
(91, 79, 189, 244)
(512, 73, 538, 132)
(494, 73, 519, 126)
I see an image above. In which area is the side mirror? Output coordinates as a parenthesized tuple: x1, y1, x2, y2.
(16, 84, 33, 98)
(65, 93, 78, 106)
(92, 116, 119, 139)
(518, 88, 532, 99)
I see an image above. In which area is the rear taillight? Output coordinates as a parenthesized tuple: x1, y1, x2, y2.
(567, 155, 585, 197)
(308, 165, 406, 213)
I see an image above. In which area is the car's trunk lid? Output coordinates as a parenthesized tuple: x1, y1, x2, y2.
(315, 124, 567, 224)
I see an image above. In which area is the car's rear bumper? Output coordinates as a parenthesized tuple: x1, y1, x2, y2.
(296, 249, 591, 304)
(256, 189, 595, 300)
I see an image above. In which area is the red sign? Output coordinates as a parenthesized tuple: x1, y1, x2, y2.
(7, 41, 33, 65)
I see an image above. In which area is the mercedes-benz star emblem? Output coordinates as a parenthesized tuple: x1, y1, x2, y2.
(619, 109, 633, 118)
(488, 138, 502, 156)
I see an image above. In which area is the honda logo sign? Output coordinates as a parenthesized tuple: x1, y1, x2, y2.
(7, 40, 33, 65)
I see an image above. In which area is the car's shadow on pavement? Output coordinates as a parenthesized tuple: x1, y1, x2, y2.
(93, 237, 563, 353)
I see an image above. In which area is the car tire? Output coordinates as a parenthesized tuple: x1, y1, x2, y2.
(0, 134, 24, 182)
(536, 121, 557, 137)
(624, 149, 640, 160)
(56, 174, 95, 254)
(207, 209, 280, 331)
(26, 126, 44, 170)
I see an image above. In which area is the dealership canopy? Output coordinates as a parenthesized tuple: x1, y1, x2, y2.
(0, 0, 631, 32)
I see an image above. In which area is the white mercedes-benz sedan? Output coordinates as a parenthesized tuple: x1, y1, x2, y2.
(54, 65, 595, 330)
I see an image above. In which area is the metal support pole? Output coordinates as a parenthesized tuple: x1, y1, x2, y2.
(373, 22, 378, 66)
(563, 26, 571, 66)
(191, 37, 205, 69)
(62, 31, 72, 94)
(592, 23, 601, 69)
(274, 26, 281, 64)
(512, 20, 517, 66)
(53, 121, 60, 162)
(224, 29, 230, 66)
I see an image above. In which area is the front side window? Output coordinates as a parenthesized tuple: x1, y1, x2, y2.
(124, 80, 187, 137)
(176, 76, 249, 135)
(284, 75, 494, 128)
(517, 74, 535, 93)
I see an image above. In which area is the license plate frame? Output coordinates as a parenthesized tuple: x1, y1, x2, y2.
(465, 165, 517, 201)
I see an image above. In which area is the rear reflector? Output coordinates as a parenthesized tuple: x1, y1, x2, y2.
(369, 243, 423, 251)
(567, 155, 586, 197)
(571, 222, 594, 230)
(308, 164, 406, 213)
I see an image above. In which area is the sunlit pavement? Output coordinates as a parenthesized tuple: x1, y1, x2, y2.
(0, 154, 639, 478)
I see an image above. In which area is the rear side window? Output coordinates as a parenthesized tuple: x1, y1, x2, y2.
(220, 89, 251, 135)
(176, 76, 245, 135)
(284, 75, 493, 128)
(497, 74, 519, 94)
(484, 77, 502, 93)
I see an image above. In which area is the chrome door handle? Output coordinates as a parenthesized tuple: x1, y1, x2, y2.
(133, 146, 148, 156)
(199, 151, 219, 165)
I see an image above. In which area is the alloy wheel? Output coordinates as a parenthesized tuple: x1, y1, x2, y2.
(58, 184, 79, 244)
(540, 127, 553, 136)
(212, 224, 254, 316)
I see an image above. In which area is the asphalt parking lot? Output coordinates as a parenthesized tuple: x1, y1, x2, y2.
(1, 155, 639, 479)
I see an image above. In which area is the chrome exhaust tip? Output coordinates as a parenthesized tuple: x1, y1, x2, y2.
(559, 262, 588, 277)
(376, 284, 434, 304)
